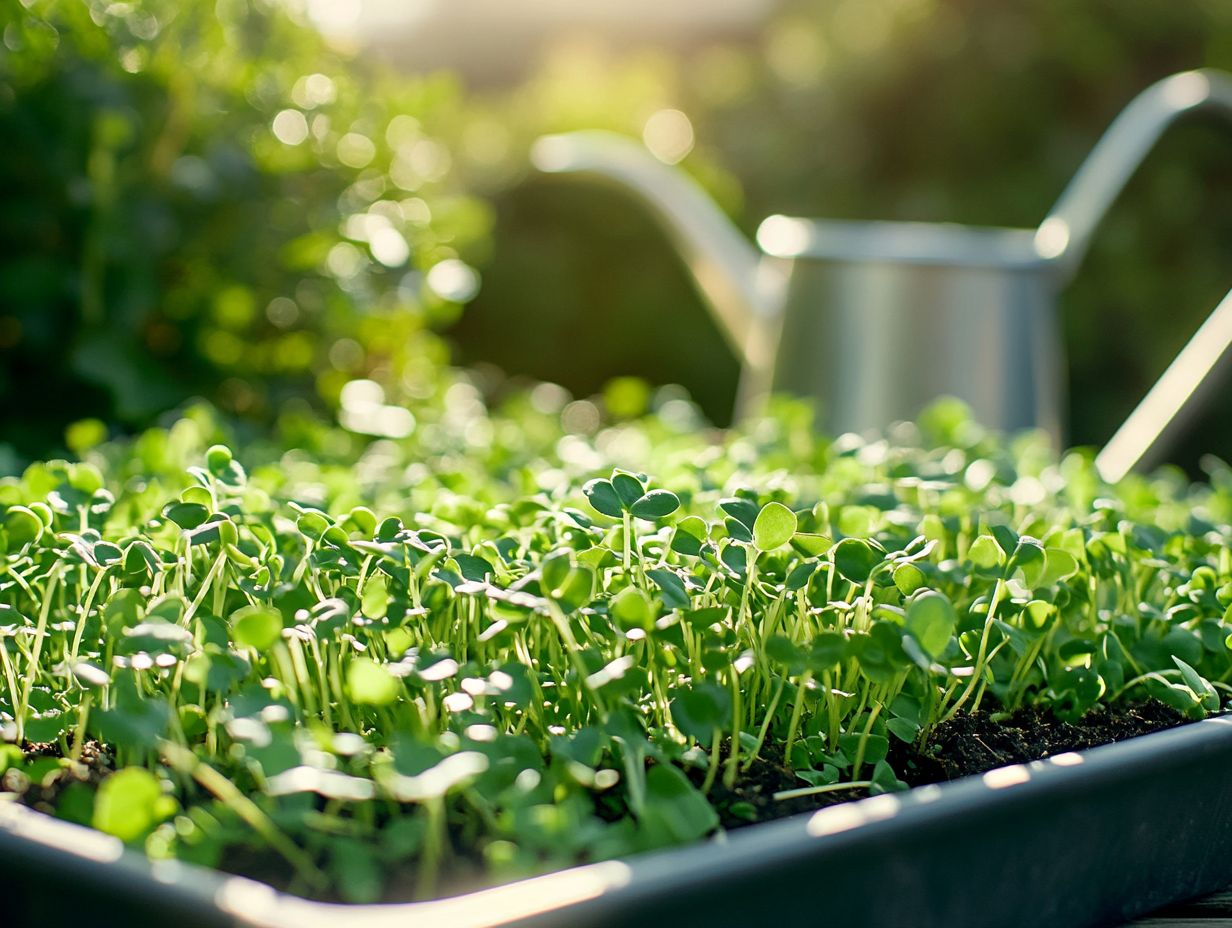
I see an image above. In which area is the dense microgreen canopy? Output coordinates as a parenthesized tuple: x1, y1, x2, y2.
(1, 398, 1231, 902)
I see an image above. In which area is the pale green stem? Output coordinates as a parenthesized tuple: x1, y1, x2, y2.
(70, 692, 92, 762)
(850, 700, 884, 781)
(940, 578, 1004, 724)
(783, 670, 812, 766)
(183, 551, 228, 627)
(161, 741, 325, 888)
(701, 728, 722, 795)
(68, 567, 110, 666)
(774, 780, 873, 802)
(17, 565, 63, 743)
(742, 676, 785, 772)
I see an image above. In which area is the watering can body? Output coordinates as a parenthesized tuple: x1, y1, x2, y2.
(532, 69, 1232, 473)
(758, 219, 1061, 440)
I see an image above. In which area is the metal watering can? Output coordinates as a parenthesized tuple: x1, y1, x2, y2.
(532, 69, 1232, 480)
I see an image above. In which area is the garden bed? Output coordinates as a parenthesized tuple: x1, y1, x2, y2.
(5, 712, 1232, 928)
(1, 699, 1188, 901)
(2, 406, 1232, 924)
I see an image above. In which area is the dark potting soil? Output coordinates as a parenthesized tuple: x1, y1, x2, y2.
(703, 701, 1187, 830)
(4, 738, 113, 818)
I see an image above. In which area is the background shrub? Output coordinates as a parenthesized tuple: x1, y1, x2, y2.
(0, 0, 490, 460)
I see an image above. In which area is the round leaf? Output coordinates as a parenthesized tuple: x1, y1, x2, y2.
(611, 472, 645, 508)
(791, 532, 832, 557)
(1042, 547, 1080, 585)
(583, 479, 624, 518)
(3, 506, 43, 547)
(103, 588, 145, 632)
(968, 535, 1005, 569)
(231, 604, 284, 651)
(905, 591, 957, 659)
(163, 502, 209, 530)
(893, 562, 925, 596)
(766, 635, 806, 674)
(671, 516, 708, 556)
(833, 537, 880, 583)
(629, 489, 680, 521)
(347, 658, 400, 706)
(93, 768, 168, 843)
(808, 631, 848, 671)
(296, 511, 331, 540)
(641, 764, 719, 842)
(610, 586, 653, 632)
(752, 502, 797, 552)
(205, 444, 233, 474)
(669, 682, 733, 743)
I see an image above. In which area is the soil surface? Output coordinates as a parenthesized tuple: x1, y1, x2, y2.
(703, 701, 1186, 829)
(4, 738, 113, 817)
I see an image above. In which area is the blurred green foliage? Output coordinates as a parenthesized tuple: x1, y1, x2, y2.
(2, 0, 1229, 470)
(454, 0, 1232, 466)
(0, 0, 490, 459)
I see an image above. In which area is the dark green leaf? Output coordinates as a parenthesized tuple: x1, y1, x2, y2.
(630, 489, 680, 521)
(833, 537, 880, 583)
(583, 479, 624, 518)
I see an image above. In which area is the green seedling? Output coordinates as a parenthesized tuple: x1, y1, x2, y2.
(0, 403, 1228, 904)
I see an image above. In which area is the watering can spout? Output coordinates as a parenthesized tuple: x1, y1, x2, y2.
(531, 132, 779, 373)
(1039, 68, 1232, 277)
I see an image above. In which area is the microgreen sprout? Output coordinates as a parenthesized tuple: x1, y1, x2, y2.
(0, 400, 1229, 902)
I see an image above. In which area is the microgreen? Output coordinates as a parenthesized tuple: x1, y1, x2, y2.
(1, 398, 1230, 902)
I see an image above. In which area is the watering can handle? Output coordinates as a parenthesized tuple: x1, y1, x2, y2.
(1039, 69, 1232, 277)
(530, 132, 777, 357)
(1096, 286, 1232, 483)
(531, 132, 786, 413)
(1048, 68, 1232, 479)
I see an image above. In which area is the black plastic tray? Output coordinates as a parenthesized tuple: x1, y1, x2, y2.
(5, 715, 1232, 928)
